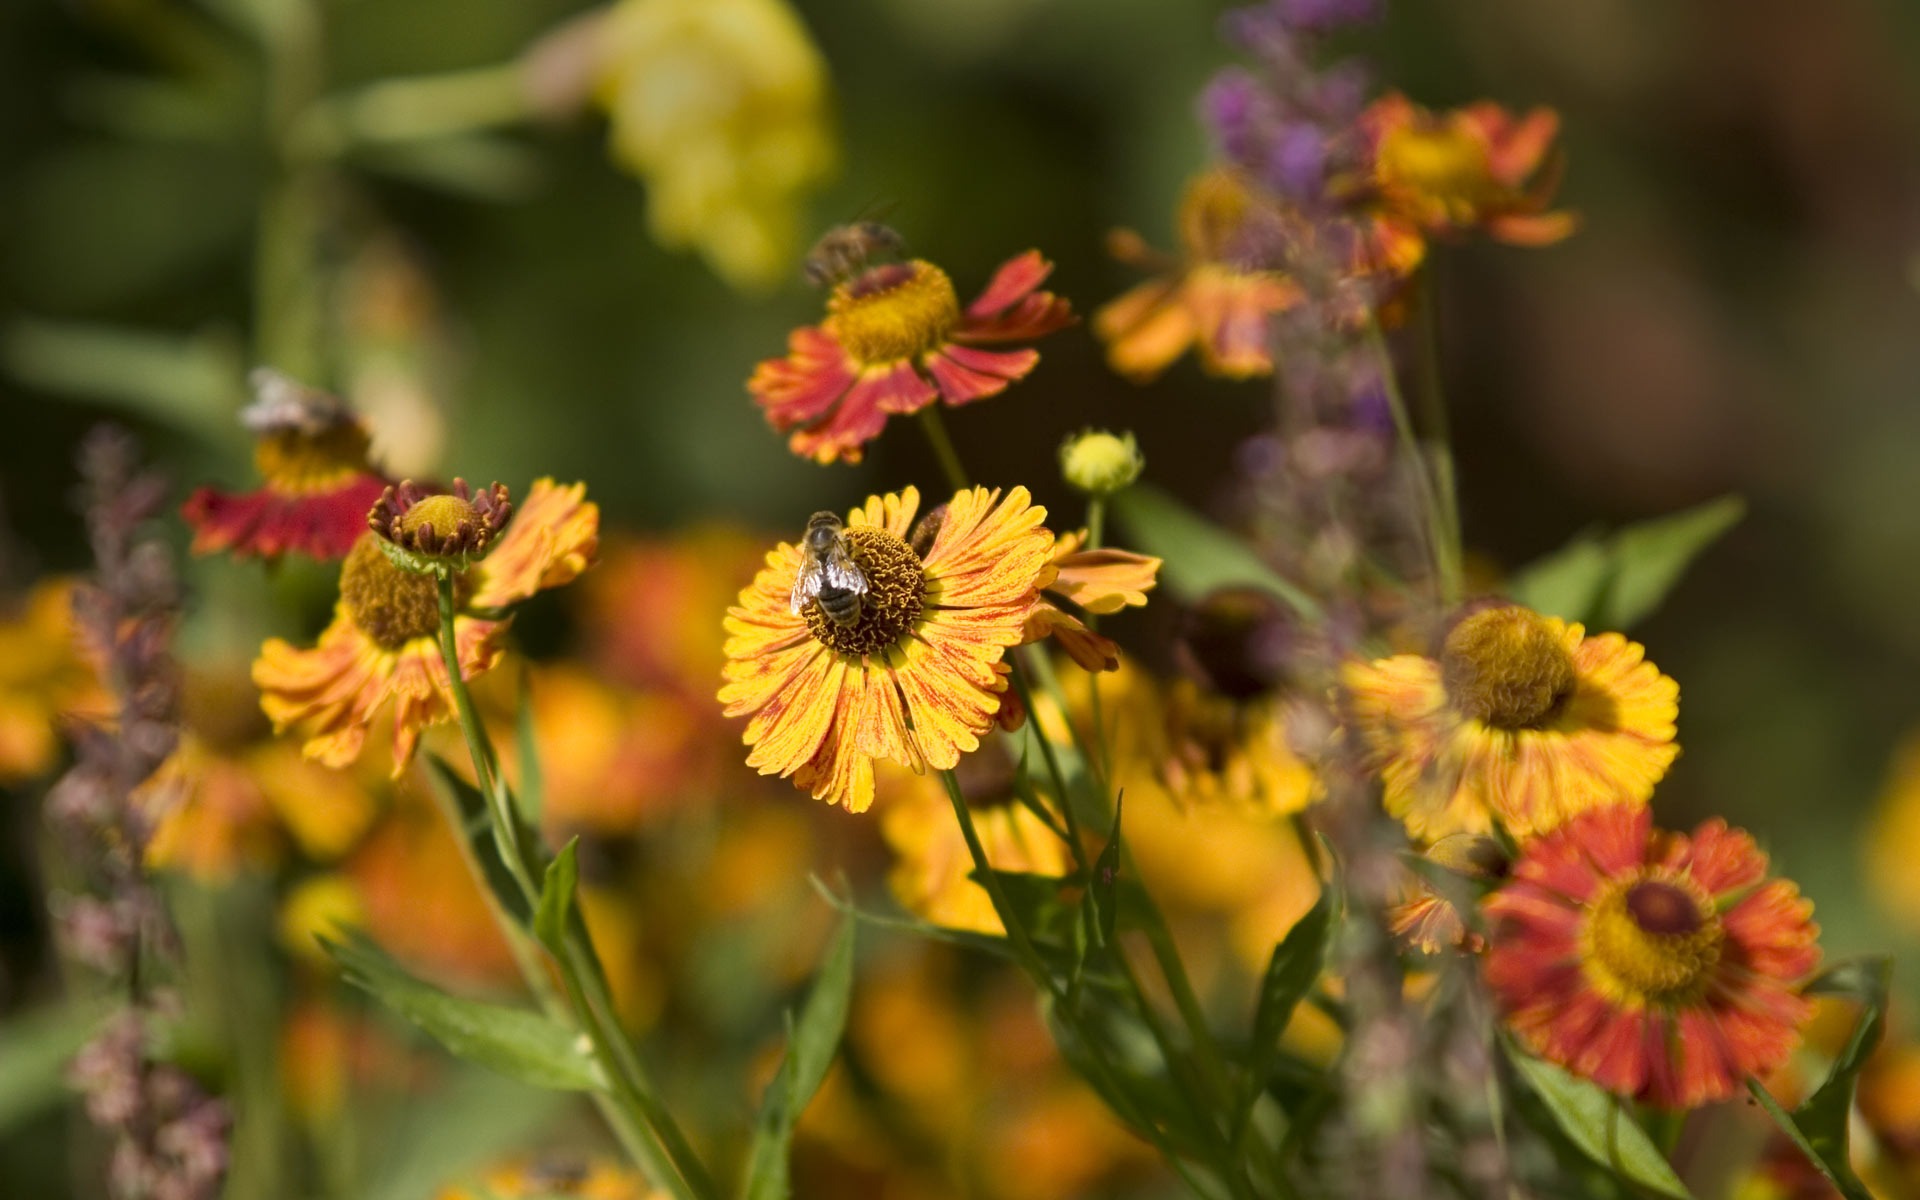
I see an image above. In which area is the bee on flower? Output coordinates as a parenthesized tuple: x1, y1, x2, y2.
(748, 226, 1076, 464)
(252, 477, 597, 772)
(181, 371, 393, 563)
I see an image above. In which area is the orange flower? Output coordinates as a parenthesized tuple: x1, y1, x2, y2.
(1484, 806, 1819, 1109)
(1344, 604, 1678, 841)
(254, 479, 598, 772)
(528, 664, 712, 837)
(1094, 167, 1301, 382)
(1023, 528, 1161, 673)
(748, 249, 1075, 464)
(720, 486, 1056, 811)
(576, 527, 765, 699)
(181, 373, 390, 562)
(1358, 92, 1576, 248)
(438, 1158, 654, 1200)
(0, 577, 109, 783)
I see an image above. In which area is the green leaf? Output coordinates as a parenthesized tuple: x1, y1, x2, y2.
(514, 681, 545, 827)
(1089, 795, 1124, 949)
(1233, 894, 1331, 1141)
(1506, 1045, 1694, 1200)
(1508, 496, 1744, 628)
(1110, 484, 1318, 617)
(0, 1001, 109, 1132)
(534, 838, 579, 955)
(1745, 958, 1890, 1200)
(969, 869, 1079, 947)
(322, 932, 602, 1093)
(358, 1066, 571, 1200)
(423, 754, 532, 927)
(741, 915, 856, 1200)
(4, 319, 245, 440)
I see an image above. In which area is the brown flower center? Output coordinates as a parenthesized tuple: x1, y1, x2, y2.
(1581, 875, 1724, 1007)
(339, 535, 467, 650)
(254, 422, 374, 495)
(828, 261, 960, 364)
(802, 526, 925, 657)
(1439, 606, 1576, 730)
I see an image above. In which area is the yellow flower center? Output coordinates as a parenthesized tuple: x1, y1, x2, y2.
(1581, 875, 1724, 1008)
(1439, 606, 1576, 730)
(802, 526, 925, 657)
(396, 494, 477, 539)
(338, 535, 467, 650)
(1378, 122, 1496, 217)
(1178, 167, 1258, 264)
(254, 422, 374, 496)
(828, 261, 960, 364)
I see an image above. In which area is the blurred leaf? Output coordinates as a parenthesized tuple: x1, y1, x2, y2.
(351, 134, 543, 202)
(0, 1001, 107, 1132)
(533, 837, 579, 955)
(358, 1066, 571, 1200)
(323, 932, 602, 1092)
(1234, 893, 1331, 1143)
(514, 680, 545, 827)
(1088, 794, 1124, 950)
(5, 319, 246, 440)
(1746, 958, 1890, 1200)
(1110, 484, 1317, 617)
(1508, 496, 1744, 629)
(970, 868, 1080, 946)
(1507, 1047, 1693, 1199)
(742, 915, 855, 1200)
(423, 753, 532, 927)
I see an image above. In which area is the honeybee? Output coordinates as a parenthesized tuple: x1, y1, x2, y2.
(802, 221, 905, 289)
(790, 511, 869, 627)
(239, 368, 349, 436)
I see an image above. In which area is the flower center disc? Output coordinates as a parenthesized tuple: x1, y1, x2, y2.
(1379, 124, 1496, 217)
(339, 536, 466, 650)
(803, 527, 925, 658)
(397, 494, 478, 539)
(1439, 606, 1576, 730)
(254, 423, 374, 495)
(829, 261, 960, 364)
(1582, 876, 1724, 1007)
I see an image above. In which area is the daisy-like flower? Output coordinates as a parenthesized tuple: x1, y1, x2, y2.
(181, 371, 391, 562)
(253, 479, 598, 772)
(1484, 805, 1820, 1109)
(1344, 603, 1679, 841)
(748, 236, 1076, 464)
(1357, 92, 1576, 251)
(721, 485, 1061, 812)
(1093, 167, 1301, 383)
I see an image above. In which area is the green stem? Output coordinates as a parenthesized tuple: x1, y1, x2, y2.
(1085, 495, 1106, 552)
(1363, 319, 1461, 606)
(1413, 273, 1463, 577)
(294, 62, 536, 159)
(431, 573, 713, 1200)
(917, 406, 970, 491)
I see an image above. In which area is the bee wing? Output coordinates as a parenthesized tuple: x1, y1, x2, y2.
(823, 544, 868, 594)
(789, 556, 829, 614)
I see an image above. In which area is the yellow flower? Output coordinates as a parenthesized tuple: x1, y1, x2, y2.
(1866, 734, 1920, 934)
(254, 479, 598, 773)
(0, 577, 108, 783)
(278, 873, 368, 966)
(439, 1158, 655, 1200)
(720, 486, 1055, 812)
(1344, 604, 1679, 841)
(1161, 680, 1317, 816)
(594, 0, 836, 291)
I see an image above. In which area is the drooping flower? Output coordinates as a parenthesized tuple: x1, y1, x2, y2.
(591, 0, 836, 292)
(1355, 92, 1576, 251)
(1343, 603, 1679, 841)
(748, 243, 1076, 464)
(0, 576, 109, 783)
(181, 372, 391, 562)
(1093, 167, 1301, 382)
(720, 486, 1056, 811)
(1484, 805, 1820, 1109)
(253, 479, 598, 772)
(1022, 527, 1162, 674)
(1388, 832, 1508, 956)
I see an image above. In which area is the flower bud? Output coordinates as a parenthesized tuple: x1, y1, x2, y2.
(367, 478, 513, 575)
(1058, 429, 1144, 496)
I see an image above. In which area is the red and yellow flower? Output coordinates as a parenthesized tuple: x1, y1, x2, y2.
(1356, 92, 1576, 261)
(1484, 805, 1819, 1109)
(1093, 167, 1301, 383)
(721, 485, 1061, 812)
(182, 376, 391, 562)
(1344, 603, 1679, 841)
(253, 479, 598, 772)
(748, 249, 1075, 464)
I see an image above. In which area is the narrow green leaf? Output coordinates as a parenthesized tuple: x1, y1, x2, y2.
(4, 319, 244, 440)
(358, 1065, 571, 1200)
(0, 1001, 108, 1131)
(423, 754, 532, 927)
(1749, 1082, 1872, 1200)
(1506, 535, 1609, 624)
(969, 869, 1079, 946)
(1507, 1046, 1694, 1199)
(1233, 894, 1332, 1140)
(1088, 794, 1124, 949)
(533, 838, 579, 955)
(514, 680, 545, 827)
(741, 916, 856, 1200)
(1599, 496, 1745, 628)
(322, 933, 601, 1092)
(1110, 484, 1318, 617)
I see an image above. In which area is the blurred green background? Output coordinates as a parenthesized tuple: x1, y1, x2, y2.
(5, 0, 1920, 1192)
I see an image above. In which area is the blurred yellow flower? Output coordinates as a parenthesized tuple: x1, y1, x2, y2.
(0, 577, 107, 783)
(1866, 734, 1920, 934)
(440, 1158, 655, 1200)
(595, 0, 837, 291)
(278, 873, 368, 966)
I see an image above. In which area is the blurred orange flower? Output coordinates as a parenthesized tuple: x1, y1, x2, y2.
(0, 577, 109, 783)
